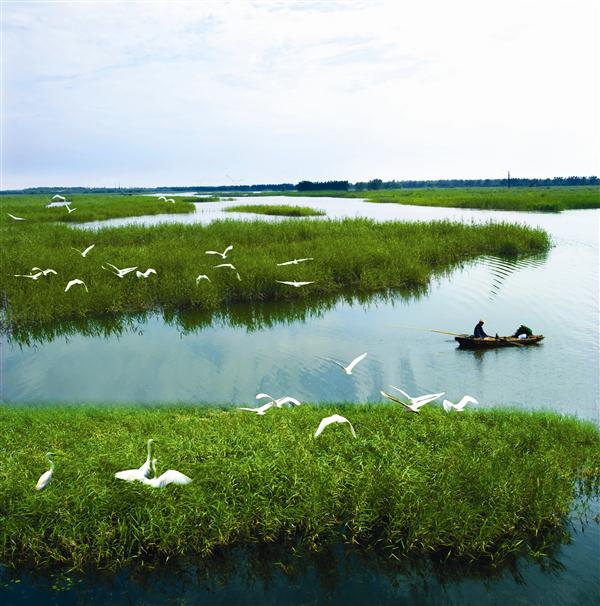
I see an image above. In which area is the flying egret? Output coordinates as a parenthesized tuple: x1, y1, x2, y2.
(166, 198, 176, 204)
(139, 459, 193, 488)
(276, 280, 315, 288)
(256, 393, 302, 408)
(34, 268, 58, 276)
(52, 194, 66, 201)
(136, 268, 157, 278)
(205, 245, 233, 259)
(158, 196, 167, 201)
(443, 395, 478, 412)
(15, 271, 43, 280)
(314, 414, 356, 438)
(213, 263, 241, 281)
(115, 439, 155, 481)
(238, 402, 275, 415)
(35, 453, 56, 491)
(71, 244, 95, 257)
(389, 385, 445, 407)
(102, 263, 138, 278)
(321, 352, 367, 375)
(7, 213, 25, 221)
(196, 274, 211, 283)
(65, 279, 88, 292)
(276, 258, 314, 266)
(65, 204, 77, 213)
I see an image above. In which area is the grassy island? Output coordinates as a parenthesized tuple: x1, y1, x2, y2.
(1, 216, 549, 326)
(1, 194, 195, 223)
(0, 405, 598, 569)
(261, 186, 600, 212)
(224, 204, 325, 217)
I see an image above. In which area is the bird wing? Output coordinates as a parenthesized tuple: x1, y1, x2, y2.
(114, 468, 144, 481)
(380, 390, 413, 411)
(82, 245, 95, 256)
(442, 400, 454, 412)
(205, 250, 220, 255)
(256, 393, 274, 401)
(314, 417, 331, 437)
(389, 385, 412, 400)
(456, 395, 478, 410)
(119, 267, 138, 275)
(412, 392, 445, 408)
(104, 262, 120, 271)
(196, 274, 210, 281)
(158, 470, 193, 486)
(42, 269, 57, 275)
(214, 263, 235, 269)
(276, 280, 294, 285)
(345, 352, 367, 373)
(238, 407, 259, 413)
(8, 214, 25, 220)
(223, 245, 233, 256)
(276, 397, 301, 407)
(276, 260, 294, 266)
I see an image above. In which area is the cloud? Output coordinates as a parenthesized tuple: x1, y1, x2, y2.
(2, 0, 598, 188)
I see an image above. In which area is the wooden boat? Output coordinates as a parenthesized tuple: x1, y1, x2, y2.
(454, 335, 545, 349)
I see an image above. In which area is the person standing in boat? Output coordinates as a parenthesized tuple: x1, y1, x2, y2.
(473, 320, 489, 339)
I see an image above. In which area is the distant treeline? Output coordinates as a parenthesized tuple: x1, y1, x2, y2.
(2, 176, 597, 195)
(296, 180, 350, 191)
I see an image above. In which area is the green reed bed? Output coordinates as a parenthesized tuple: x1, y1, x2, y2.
(224, 204, 325, 216)
(1, 194, 195, 223)
(1, 405, 598, 569)
(261, 186, 600, 212)
(1, 218, 549, 325)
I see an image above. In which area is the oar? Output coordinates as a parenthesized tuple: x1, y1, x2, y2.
(429, 329, 469, 337)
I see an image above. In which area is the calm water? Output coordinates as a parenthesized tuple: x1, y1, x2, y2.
(2, 200, 598, 421)
(1, 198, 598, 605)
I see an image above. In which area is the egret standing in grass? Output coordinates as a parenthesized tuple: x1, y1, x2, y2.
(139, 458, 192, 488)
(114, 439, 155, 481)
(35, 453, 56, 491)
(443, 395, 478, 412)
(314, 415, 356, 438)
(321, 352, 367, 375)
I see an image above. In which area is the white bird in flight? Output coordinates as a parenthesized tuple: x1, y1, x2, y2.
(65, 204, 76, 213)
(388, 385, 445, 408)
(213, 263, 241, 281)
(443, 395, 478, 412)
(196, 274, 211, 283)
(65, 279, 88, 292)
(139, 459, 193, 488)
(277, 258, 314, 266)
(158, 196, 167, 201)
(205, 245, 233, 259)
(31, 267, 57, 276)
(136, 268, 157, 278)
(102, 263, 138, 278)
(7, 213, 25, 221)
(115, 439, 155, 482)
(52, 194, 66, 201)
(35, 452, 56, 491)
(276, 280, 315, 288)
(71, 244, 95, 257)
(322, 352, 367, 375)
(15, 268, 57, 280)
(166, 198, 176, 204)
(314, 414, 356, 438)
(256, 393, 302, 408)
(238, 402, 275, 415)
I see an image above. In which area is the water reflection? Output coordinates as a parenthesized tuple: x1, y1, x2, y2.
(2, 499, 598, 606)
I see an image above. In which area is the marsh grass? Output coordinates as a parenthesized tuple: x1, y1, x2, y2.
(224, 204, 325, 216)
(259, 186, 600, 212)
(1, 218, 550, 325)
(1, 194, 195, 223)
(1, 405, 598, 569)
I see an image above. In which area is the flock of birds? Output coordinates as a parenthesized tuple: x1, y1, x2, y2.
(11, 198, 316, 291)
(34, 350, 478, 491)
(18, 193, 477, 492)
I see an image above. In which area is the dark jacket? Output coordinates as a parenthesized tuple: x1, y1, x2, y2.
(474, 323, 488, 338)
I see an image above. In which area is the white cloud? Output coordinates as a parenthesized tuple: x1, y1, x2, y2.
(2, 0, 598, 187)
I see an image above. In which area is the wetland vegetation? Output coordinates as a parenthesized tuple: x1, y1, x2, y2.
(1, 405, 598, 569)
(1, 194, 195, 223)
(224, 204, 325, 216)
(260, 186, 600, 212)
(1, 215, 549, 326)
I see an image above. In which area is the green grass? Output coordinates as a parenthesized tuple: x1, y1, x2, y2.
(1, 217, 550, 326)
(224, 204, 325, 217)
(1, 405, 598, 569)
(252, 186, 600, 212)
(1, 194, 195, 223)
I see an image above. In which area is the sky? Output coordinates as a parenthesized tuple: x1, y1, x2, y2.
(1, 0, 598, 188)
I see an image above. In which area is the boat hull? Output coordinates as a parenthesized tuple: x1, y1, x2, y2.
(455, 335, 545, 349)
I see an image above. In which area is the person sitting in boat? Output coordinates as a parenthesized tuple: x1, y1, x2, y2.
(513, 324, 533, 339)
(473, 320, 489, 339)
